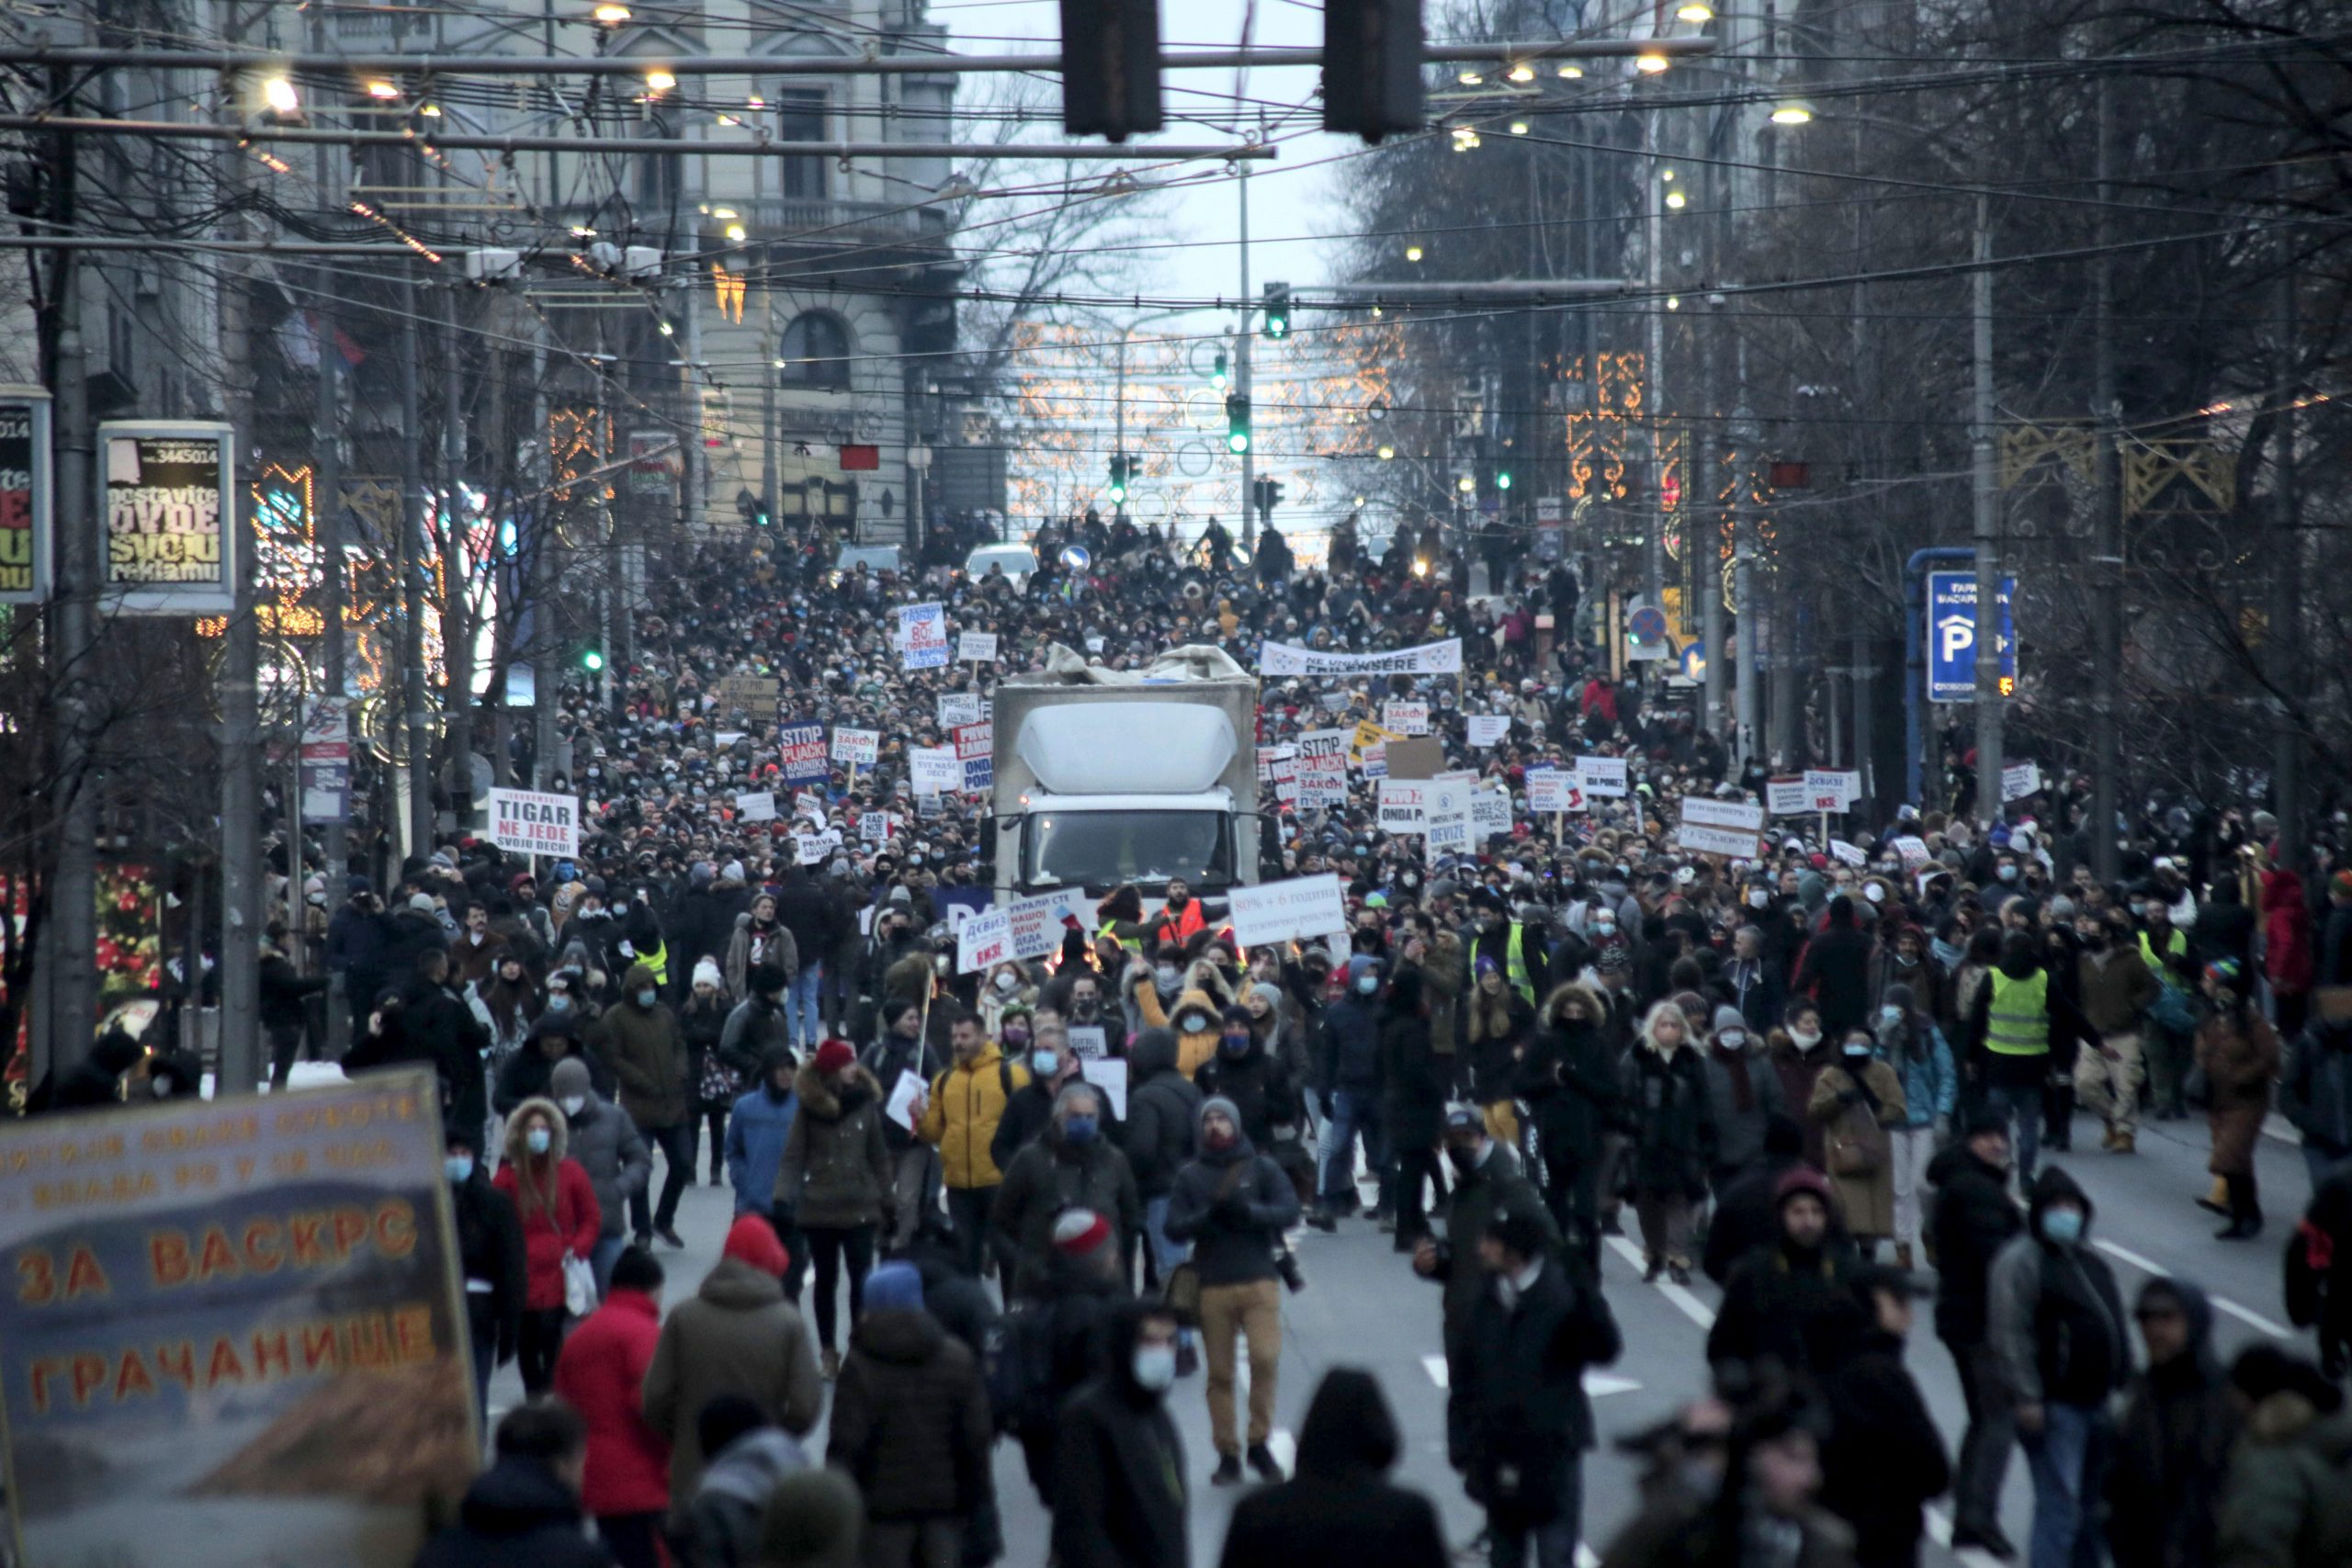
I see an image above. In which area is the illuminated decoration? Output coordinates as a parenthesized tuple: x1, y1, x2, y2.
(710, 262, 746, 323)
(1562, 351, 1645, 502)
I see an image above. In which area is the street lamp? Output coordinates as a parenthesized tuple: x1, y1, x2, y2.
(1635, 52, 1671, 73)
(1770, 101, 1815, 125)
(1676, 3, 1715, 19)
(592, 2, 632, 21)
(261, 77, 300, 116)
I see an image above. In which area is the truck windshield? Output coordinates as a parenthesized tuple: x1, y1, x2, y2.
(1023, 811, 1231, 892)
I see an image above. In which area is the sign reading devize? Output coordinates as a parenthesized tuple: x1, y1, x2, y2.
(1227, 873, 1349, 947)
(0, 1069, 477, 1567)
(0, 388, 51, 604)
(99, 421, 237, 614)
(488, 787, 580, 857)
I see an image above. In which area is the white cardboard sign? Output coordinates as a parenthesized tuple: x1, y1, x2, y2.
(1576, 755, 1629, 798)
(1227, 873, 1349, 947)
(489, 787, 580, 858)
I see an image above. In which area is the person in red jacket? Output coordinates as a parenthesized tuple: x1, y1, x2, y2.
(2261, 864, 2315, 1036)
(496, 1095, 603, 1395)
(554, 1246, 672, 1568)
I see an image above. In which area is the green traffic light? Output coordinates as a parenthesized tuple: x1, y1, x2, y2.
(582, 649, 605, 671)
(1497, 470, 1512, 490)
(1227, 431, 1250, 455)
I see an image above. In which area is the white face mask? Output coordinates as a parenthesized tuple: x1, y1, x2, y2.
(995, 973, 1018, 992)
(1792, 1027, 1822, 1049)
(560, 1095, 586, 1116)
(1131, 1346, 1177, 1393)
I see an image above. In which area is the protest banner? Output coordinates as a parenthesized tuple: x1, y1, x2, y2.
(1677, 796, 1767, 858)
(1227, 873, 1349, 946)
(1576, 755, 1630, 798)
(1376, 779, 1426, 833)
(735, 790, 777, 823)
(775, 721, 829, 785)
(1525, 768, 1584, 815)
(1766, 777, 1811, 817)
(937, 692, 983, 728)
(830, 728, 879, 767)
(1382, 700, 1430, 736)
(955, 720, 993, 794)
(1466, 714, 1510, 748)
(2001, 761, 2042, 802)
(1294, 754, 1349, 807)
(910, 746, 963, 795)
(957, 630, 998, 663)
(1259, 638, 1463, 677)
(710, 674, 780, 720)
(1804, 770, 1860, 812)
(897, 602, 949, 669)
(1001, 889, 1097, 961)
(0, 1069, 476, 1567)
(956, 908, 1012, 974)
(488, 787, 579, 858)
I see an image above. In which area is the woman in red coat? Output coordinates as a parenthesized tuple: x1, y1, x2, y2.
(2261, 866, 2314, 1035)
(494, 1096, 601, 1394)
(553, 1247, 671, 1568)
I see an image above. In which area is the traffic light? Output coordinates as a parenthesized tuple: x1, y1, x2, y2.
(735, 487, 771, 526)
(1323, 0, 1424, 144)
(581, 645, 605, 673)
(1210, 350, 1228, 391)
(1059, 0, 1163, 142)
(1225, 393, 1251, 455)
(1261, 281, 1291, 341)
(1496, 468, 1512, 491)
(1251, 477, 1286, 513)
(1107, 454, 1130, 504)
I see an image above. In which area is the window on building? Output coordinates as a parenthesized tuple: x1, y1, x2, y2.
(775, 90, 827, 200)
(778, 312, 852, 389)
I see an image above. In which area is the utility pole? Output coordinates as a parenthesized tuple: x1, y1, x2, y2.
(1970, 194, 2005, 829)
(1235, 150, 1253, 557)
(1732, 347, 1759, 766)
(530, 328, 561, 790)
(442, 288, 471, 826)
(1699, 159, 1726, 741)
(2090, 57, 2123, 883)
(217, 46, 262, 1097)
(399, 280, 434, 856)
(1644, 110, 1666, 606)
(44, 58, 97, 1081)
(2270, 165, 2303, 866)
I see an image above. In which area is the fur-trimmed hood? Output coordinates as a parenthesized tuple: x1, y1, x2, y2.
(793, 1061, 879, 1121)
(502, 1096, 569, 1164)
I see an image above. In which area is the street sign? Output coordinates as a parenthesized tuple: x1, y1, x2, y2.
(1927, 571, 2017, 703)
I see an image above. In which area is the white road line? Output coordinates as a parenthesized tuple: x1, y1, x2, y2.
(1604, 1235, 1716, 1329)
(1423, 1352, 1451, 1389)
(2092, 1238, 2289, 1338)
(1924, 1500, 2004, 1568)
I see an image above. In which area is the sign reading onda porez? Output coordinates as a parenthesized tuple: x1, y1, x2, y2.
(99, 420, 236, 615)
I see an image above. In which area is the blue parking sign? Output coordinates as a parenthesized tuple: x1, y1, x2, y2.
(1927, 572, 2016, 702)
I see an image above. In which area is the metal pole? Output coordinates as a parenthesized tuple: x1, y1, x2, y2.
(2270, 168, 2303, 866)
(1970, 194, 2005, 828)
(1733, 352, 1759, 766)
(400, 283, 435, 858)
(1699, 161, 1726, 740)
(1645, 112, 1666, 606)
(1236, 153, 1253, 556)
(2089, 59, 2122, 883)
(1114, 329, 1127, 521)
(218, 49, 263, 1098)
(530, 330, 561, 791)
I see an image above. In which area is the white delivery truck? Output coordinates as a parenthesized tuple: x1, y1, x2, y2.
(989, 645, 1268, 903)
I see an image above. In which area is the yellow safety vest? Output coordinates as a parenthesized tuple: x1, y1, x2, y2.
(1506, 924, 1535, 1006)
(2138, 928, 2186, 978)
(639, 937, 669, 987)
(1985, 968, 2050, 1057)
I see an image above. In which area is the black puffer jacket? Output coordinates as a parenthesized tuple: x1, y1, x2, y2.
(1926, 1140, 2021, 1346)
(775, 1063, 892, 1230)
(826, 1307, 992, 1521)
(413, 1455, 611, 1568)
(1121, 1029, 1201, 1200)
(1194, 1032, 1299, 1150)
(1161, 1121, 1300, 1288)
(1379, 969, 1448, 1150)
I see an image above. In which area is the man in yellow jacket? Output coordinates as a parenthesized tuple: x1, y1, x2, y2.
(918, 1010, 1030, 1278)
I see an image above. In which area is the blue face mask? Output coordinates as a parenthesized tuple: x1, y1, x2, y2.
(1031, 1050, 1058, 1077)
(1221, 1032, 1250, 1056)
(547, 994, 572, 1012)
(525, 1126, 552, 1156)
(1062, 1115, 1099, 1144)
(444, 1155, 475, 1184)
(2041, 1206, 2085, 1246)
(1355, 975, 1379, 996)
(636, 988, 657, 1009)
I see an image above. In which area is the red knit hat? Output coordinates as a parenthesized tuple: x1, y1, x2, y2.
(813, 1039, 856, 1076)
(721, 1213, 789, 1277)
(1051, 1209, 1113, 1258)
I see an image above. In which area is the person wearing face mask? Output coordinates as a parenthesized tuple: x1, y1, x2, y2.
(725, 890, 798, 1003)
(1050, 1303, 1189, 1568)
(1459, 1205, 1623, 1568)
(1468, 890, 1551, 1010)
(978, 959, 1037, 1039)
(989, 1019, 1112, 1170)
(1381, 967, 1453, 1250)
(444, 1127, 526, 1425)
(1792, 894, 1875, 1040)
(1620, 1002, 1718, 1287)
(1117, 1027, 1202, 1293)
(860, 998, 944, 1244)
(1770, 998, 1836, 1170)
(1309, 955, 1391, 1232)
(1414, 1107, 1554, 1473)
(1699, 1003, 1788, 1193)
(1805, 1026, 1907, 1260)
(548, 1055, 652, 1299)
(1877, 985, 1956, 1272)
(1719, 923, 1784, 1036)
(2074, 910, 2158, 1156)
(991, 1083, 1142, 1300)
(1985, 1168, 2129, 1568)
(1464, 957, 1538, 1143)
(1965, 931, 2101, 1188)
(774, 1039, 893, 1381)
(589, 962, 693, 1251)
(1163, 1096, 1302, 1485)
(1121, 947, 1189, 1043)
(493, 1100, 604, 1396)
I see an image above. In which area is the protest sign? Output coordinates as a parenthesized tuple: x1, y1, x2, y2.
(1296, 728, 1351, 760)
(1384, 736, 1445, 780)
(1227, 873, 1349, 947)
(1424, 777, 1476, 853)
(1804, 770, 1860, 812)
(0, 1069, 476, 1567)
(1828, 839, 1869, 867)
(796, 833, 826, 866)
(955, 720, 993, 794)
(735, 790, 776, 822)
(1525, 768, 1585, 815)
(898, 602, 949, 668)
(1892, 834, 1932, 868)
(1766, 777, 1811, 817)
(910, 746, 963, 795)
(957, 630, 998, 663)
(1376, 779, 1427, 833)
(2001, 761, 2042, 802)
(1259, 638, 1463, 677)
(1383, 700, 1430, 736)
(858, 811, 891, 843)
(1576, 755, 1629, 798)
(956, 908, 1012, 974)
(711, 674, 780, 720)
(1472, 784, 1512, 838)
(1294, 755, 1349, 807)
(488, 787, 579, 858)
(938, 692, 983, 728)
(776, 721, 829, 785)
(1677, 796, 1767, 858)
(1466, 714, 1510, 748)
(831, 728, 879, 767)
(1080, 1058, 1128, 1119)
(1067, 1026, 1109, 1061)
(1001, 888, 1097, 960)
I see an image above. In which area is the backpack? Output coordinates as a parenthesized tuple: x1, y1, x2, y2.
(984, 1301, 1063, 1436)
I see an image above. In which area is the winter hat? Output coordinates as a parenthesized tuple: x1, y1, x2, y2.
(1249, 982, 1283, 1013)
(1051, 1208, 1114, 1258)
(864, 1260, 924, 1314)
(549, 1058, 594, 1100)
(723, 860, 747, 883)
(689, 863, 715, 889)
(813, 1040, 856, 1076)
(758, 1467, 863, 1568)
(1485, 1205, 1549, 1261)
(1712, 1003, 1747, 1036)
(1219, 1003, 1252, 1029)
(1775, 1167, 1835, 1211)
(408, 893, 437, 914)
(1198, 1095, 1242, 1137)
(346, 874, 372, 897)
(721, 1213, 790, 1277)
(692, 956, 724, 989)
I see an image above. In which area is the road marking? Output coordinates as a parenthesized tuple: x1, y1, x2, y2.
(1924, 1499, 2004, 1568)
(1267, 1428, 1295, 1476)
(1605, 1235, 1716, 1329)
(2092, 1238, 2289, 1337)
(1420, 1355, 1640, 1397)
